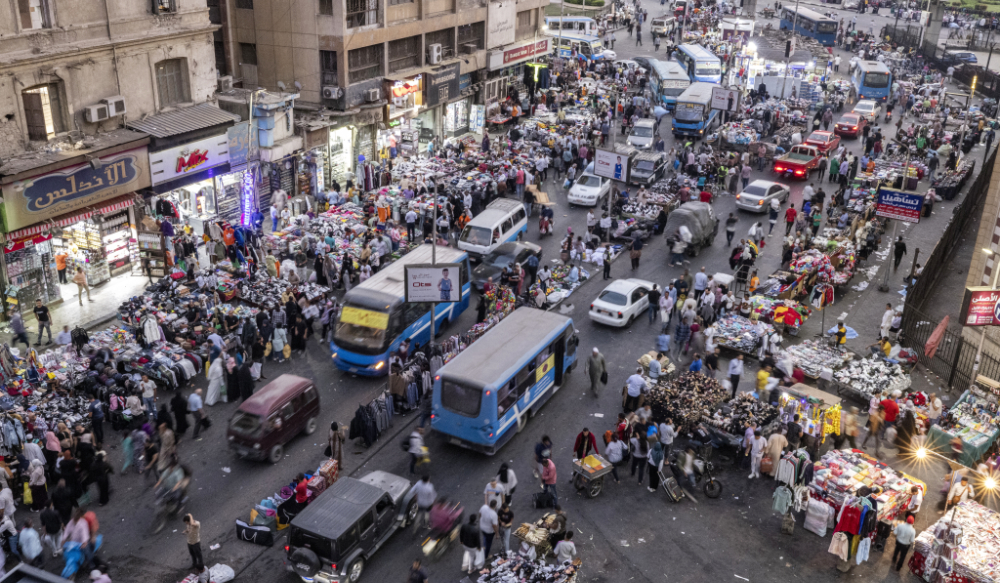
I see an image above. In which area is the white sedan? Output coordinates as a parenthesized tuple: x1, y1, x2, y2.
(589, 278, 655, 327)
(568, 173, 611, 206)
(852, 100, 883, 122)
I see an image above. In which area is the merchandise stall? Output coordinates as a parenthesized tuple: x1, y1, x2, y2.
(925, 389, 1000, 468)
(832, 357, 912, 403)
(3, 233, 62, 311)
(646, 372, 730, 433)
(784, 339, 854, 379)
(780, 383, 843, 446)
(747, 295, 811, 332)
(703, 392, 781, 447)
(908, 501, 1000, 583)
(710, 314, 775, 358)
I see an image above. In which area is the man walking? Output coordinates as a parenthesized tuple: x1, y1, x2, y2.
(892, 516, 916, 571)
(585, 348, 607, 398)
(784, 204, 797, 236)
(407, 475, 437, 532)
(140, 374, 157, 419)
(647, 285, 661, 324)
(183, 514, 203, 571)
(33, 299, 52, 346)
(87, 394, 105, 447)
(188, 389, 205, 441)
(72, 267, 94, 304)
(893, 236, 907, 271)
(479, 500, 499, 557)
(635, 25, 643, 46)
(727, 354, 744, 398)
(693, 266, 708, 300)
(9, 309, 30, 350)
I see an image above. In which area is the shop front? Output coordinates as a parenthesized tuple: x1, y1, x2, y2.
(0, 143, 151, 310)
(735, 44, 828, 94)
(484, 38, 551, 119)
(424, 63, 464, 142)
(328, 125, 355, 184)
(382, 73, 426, 160)
(296, 125, 329, 203)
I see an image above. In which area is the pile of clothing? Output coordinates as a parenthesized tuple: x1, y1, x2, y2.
(811, 449, 923, 518)
(711, 315, 774, 355)
(647, 372, 729, 433)
(832, 357, 911, 401)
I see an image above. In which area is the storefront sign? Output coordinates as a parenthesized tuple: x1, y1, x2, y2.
(149, 134, 230, 186)
(487, 1, 516, 49)
(960, 287, 1000, 326)
(1, 148, 150, 233)
(488, 39, 551, 71)
(876, 187, 924, 223)
(391, 75, 422, 98)
(3, 233, 53, 254)
(228, 122, 258, 167)
(459, 74, 472, 92)
(425, 63, 462, 108)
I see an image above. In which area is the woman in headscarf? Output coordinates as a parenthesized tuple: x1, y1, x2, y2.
(328, 422, 345, 467)
(44, 431, 61, 476)
(171, 392, 190, 438)
(90, 451, 112, 506)
(156, 404, 173, 432)
(76, 433, 96, 475)
(28, 459, 47, 511)
(206, 355, 225, 406)
(238, 358, 255, 402)
(290, 315, 308, 354)
(496, 463, 517, 504)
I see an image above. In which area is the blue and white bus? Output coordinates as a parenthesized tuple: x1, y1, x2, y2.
(549, 34, 617, 61)
(779, 6, 837, 46)
(330, 245, 471, 376)
(431, 308, 579, 454)
(544, 16, 598, 36)
(648, 59, 691, 110)
(674, 44, 722, 84)
(672, 82, 720, 138)
(851, 60, 892, 102)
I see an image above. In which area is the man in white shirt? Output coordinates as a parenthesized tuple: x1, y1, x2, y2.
(188, 389, 205, 441)
(693, 267, 709, 300)
(207, 332, 224, 351)
(658, 419, 677, 455)
(624, 367, 649, 413)
(748, 430, 767, 479)
(907, 486, 923, 515)
(948, 477, 974, 506)
(802, 183, 815, 203)
(478, 500, 499, 557)
(728, 354, 744, 398)
(56, 325, 72, 346)
(140, 374, 157, 418)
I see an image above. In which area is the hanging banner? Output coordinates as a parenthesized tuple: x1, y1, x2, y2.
(876, 187, 924, 223)
(487, 1, 516, 49)
(3, 232, 53, 254)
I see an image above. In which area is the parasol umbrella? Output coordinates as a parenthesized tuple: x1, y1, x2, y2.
(653, 105, 668, 120)
(924, 315, 949, 360)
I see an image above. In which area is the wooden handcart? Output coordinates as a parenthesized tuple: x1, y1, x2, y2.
(571, 454, 614, 498)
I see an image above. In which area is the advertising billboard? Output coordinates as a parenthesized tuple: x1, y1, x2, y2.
(593, 148, 629, 183)
(405, 263, 463, 302)
(960, 287, 1000, 326)
(876, 187, 924, 224)
(710, 86, 740, 112)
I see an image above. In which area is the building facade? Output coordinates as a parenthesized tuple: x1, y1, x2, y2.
(0, 0, 224, 312)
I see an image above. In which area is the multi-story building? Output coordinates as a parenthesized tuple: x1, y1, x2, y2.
(216, 0, 551, 185)
(0, 0, 248, 313)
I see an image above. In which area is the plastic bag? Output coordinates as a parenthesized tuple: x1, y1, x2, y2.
(210, 564, 236, 583)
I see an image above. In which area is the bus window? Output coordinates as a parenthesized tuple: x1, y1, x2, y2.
(865, 72, 890, 88)
(441, 381, 482, 417)
(459, 259, 470, 287)
(502, 217, 514, 234)
(400, 302, 427, 330)
(580, 43, 592, 56)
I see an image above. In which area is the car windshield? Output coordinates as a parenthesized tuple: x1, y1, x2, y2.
(441, 381, 482, 417)
(675, 102, 703, 122)
(334, 304, 389, 354)
(632, 126, 653, 137)
(808, 133, 829, 143)
(742, 184, 768, 196)
(482, 249, 516, 268)
(598, 290, 628, 305)
(460, 225, 493, 246)
(577, 175, 602, 187)
(636, 160, 656, 171)
(229, 412, 263, 437)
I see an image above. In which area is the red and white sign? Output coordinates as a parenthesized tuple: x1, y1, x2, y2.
(149, 134, 230, 186)
(961, 287, 1000, 326)
(3, 233, 53, 255)
(488, 39, 550, 71)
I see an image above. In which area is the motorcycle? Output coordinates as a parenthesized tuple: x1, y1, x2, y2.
(152, 487, 188, 534)
(421, 503, 463, 561)
(539, 215, 554, 237)
(668, 449, 723, 499)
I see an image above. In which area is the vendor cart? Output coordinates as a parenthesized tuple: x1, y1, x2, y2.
(512, 523, 553, 558)
(571, 455, 614, 498)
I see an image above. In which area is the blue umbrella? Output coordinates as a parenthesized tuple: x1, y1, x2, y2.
(653, 105, 668, 120)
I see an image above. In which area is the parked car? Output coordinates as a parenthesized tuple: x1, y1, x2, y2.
(944, 51, 978, 64)
(804, 130, 841, 155)
(629, 152, 669, 186)
(852, 100, 883, 122)
(285, 471, 418, 583)
(773, 145, 822, 179)
(589, 278, 655, 327)
(227, 375, 319, 463)
(834, 112, 868, 138)
(735, 180, 790, 213)
(568, 173, 611, 206)
(632, 57, 653, 70)
(626, 119, 657, 149)
(471, 242, 542, 291)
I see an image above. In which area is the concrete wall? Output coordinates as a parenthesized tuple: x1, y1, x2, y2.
(962, 149, 1000, 352)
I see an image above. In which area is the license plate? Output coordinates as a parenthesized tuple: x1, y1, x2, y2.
(450, 438, 463, 445)
(349, 367, 358, 373)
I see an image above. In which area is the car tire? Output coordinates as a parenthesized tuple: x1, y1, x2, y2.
(517, 231, 524, 241)
(268, 444, 284, 464)
(405, 498, 418, 526)
(347, 558, 366, 583)
(304, 417, 318, 435)
(626, 315, 635, 326)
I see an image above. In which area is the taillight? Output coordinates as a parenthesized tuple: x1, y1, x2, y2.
(332, 564, 338, 571)
(795, 170, 804, 175)
(590, 304, 594, 309)
(757, 200, 763, 205)
(775, 166, 784, 172)
(852, 126, 857, 130)
(285, 546, 290, 552)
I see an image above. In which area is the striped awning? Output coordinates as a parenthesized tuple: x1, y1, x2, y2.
(4, 195, 136, 241)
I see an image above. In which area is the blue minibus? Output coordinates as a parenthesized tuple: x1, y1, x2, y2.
(431, 308, 579, 454)
(674, 44, 722, 84)
(852, 60, 892, 101)
(779, 6, 837, 46)
(649, 59, 691, 110)
(672, 82, 720, 138)
(330, 244, 471, 376)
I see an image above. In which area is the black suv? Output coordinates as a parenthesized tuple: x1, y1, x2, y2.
(286, 471, 416, 583)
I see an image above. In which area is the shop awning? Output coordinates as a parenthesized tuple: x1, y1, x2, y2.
(3, 195, 136, 241)
(126, 103, 241, 139)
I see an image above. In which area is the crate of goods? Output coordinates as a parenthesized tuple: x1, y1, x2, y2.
(319, 459, 339, 484)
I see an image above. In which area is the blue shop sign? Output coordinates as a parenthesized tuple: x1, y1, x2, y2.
(459, 74, 472, 92)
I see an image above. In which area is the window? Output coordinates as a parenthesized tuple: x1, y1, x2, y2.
(425, 29, 454, 62)
(501, 217, 514, 234)
(22, 84, 63, 141)
(17, 0, 50, 28)
(240, 43, 258, 66)
(279, 402, 295, 421)
(338, 524, 359, 554)
(375, 496, 393, 517)
(320, 50, 338, 86)
(303, 386, 318, 403)
(457, 22, 485, 50)
(235, 0, 253, 7)
(152, 0, 177, 13)
(388, 36, 421, 73)
(155, 59, 190, 107)
(441, 381, 482, 417)
(512, 208, 526, 224)
(516, 9, 536, 35)
(389, 0, 414, 6)
(319, 0, 333, 14)
(357, 511, 375, 535)
(348, 45, 383, 83)
(346, 0, 378, 28)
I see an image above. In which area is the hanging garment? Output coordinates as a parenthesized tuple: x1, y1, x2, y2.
(855, 536, 871, 564)
(772, 485, 793, 514)
(828, 532, 850, 561)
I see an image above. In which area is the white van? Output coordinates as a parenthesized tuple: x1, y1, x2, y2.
(650, 16, 677, 37)
(458, 198, 528, 259)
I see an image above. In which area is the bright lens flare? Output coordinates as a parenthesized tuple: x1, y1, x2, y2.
(986, 478, 997, 490)
(915, 448, 928, 459)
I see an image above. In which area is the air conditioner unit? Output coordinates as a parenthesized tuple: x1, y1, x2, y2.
(101, 95, 126, 116)
(462, 43, 478, 55)
(83, 104, 110, 124)
(322, 86, 343, 99)
(364, 88, 380, 102)
(217, 76, 234, 92)
(428, 43, 443, 64)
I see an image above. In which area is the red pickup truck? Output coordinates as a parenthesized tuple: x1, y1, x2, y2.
(773, 145, 822, 179)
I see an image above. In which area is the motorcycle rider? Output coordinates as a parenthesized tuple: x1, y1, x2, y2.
(154, 457, 190, 507)
(428, 497, 462, 537)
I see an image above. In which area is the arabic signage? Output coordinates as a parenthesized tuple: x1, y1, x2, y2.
(339, 306, 389, 330)
(710, 87, 740, 112)
(1, 148, 149, 233)
(149, 133, 230, 186)
(876, 187, 924, 223)
(960, 287, 1000, 326)
(487, 1, 516, 49)
(425, 63, 462, 108)
(593, 148, 630, 183)
(488, 39, 551, 71)
(3, 233, 53, 255)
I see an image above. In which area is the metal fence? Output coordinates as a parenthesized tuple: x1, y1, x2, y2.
(921, 45, 1000, 98)
(899, 147, 999, 390)
(881, 23, 924, 49)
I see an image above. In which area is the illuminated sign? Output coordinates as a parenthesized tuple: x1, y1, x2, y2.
(392, 75, 422, 98)
(149, 134, 230, 186)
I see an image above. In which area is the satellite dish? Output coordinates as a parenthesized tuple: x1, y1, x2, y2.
(277, 81, 287, 91)
(294, 81, 302, 91)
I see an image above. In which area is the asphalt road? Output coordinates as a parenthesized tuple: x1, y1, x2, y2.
(33, 6, 984, 583)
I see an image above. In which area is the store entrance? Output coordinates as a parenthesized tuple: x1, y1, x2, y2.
(51, 208, 142, 303)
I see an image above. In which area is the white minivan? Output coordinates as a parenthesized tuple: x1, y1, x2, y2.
(458, 198, 528, 259)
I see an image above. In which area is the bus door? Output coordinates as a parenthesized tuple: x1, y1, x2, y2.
(554, 337, 565, 387)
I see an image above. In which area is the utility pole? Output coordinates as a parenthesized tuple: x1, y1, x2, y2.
(958, 76, 977, 164)
(779, 0, 801, 100)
